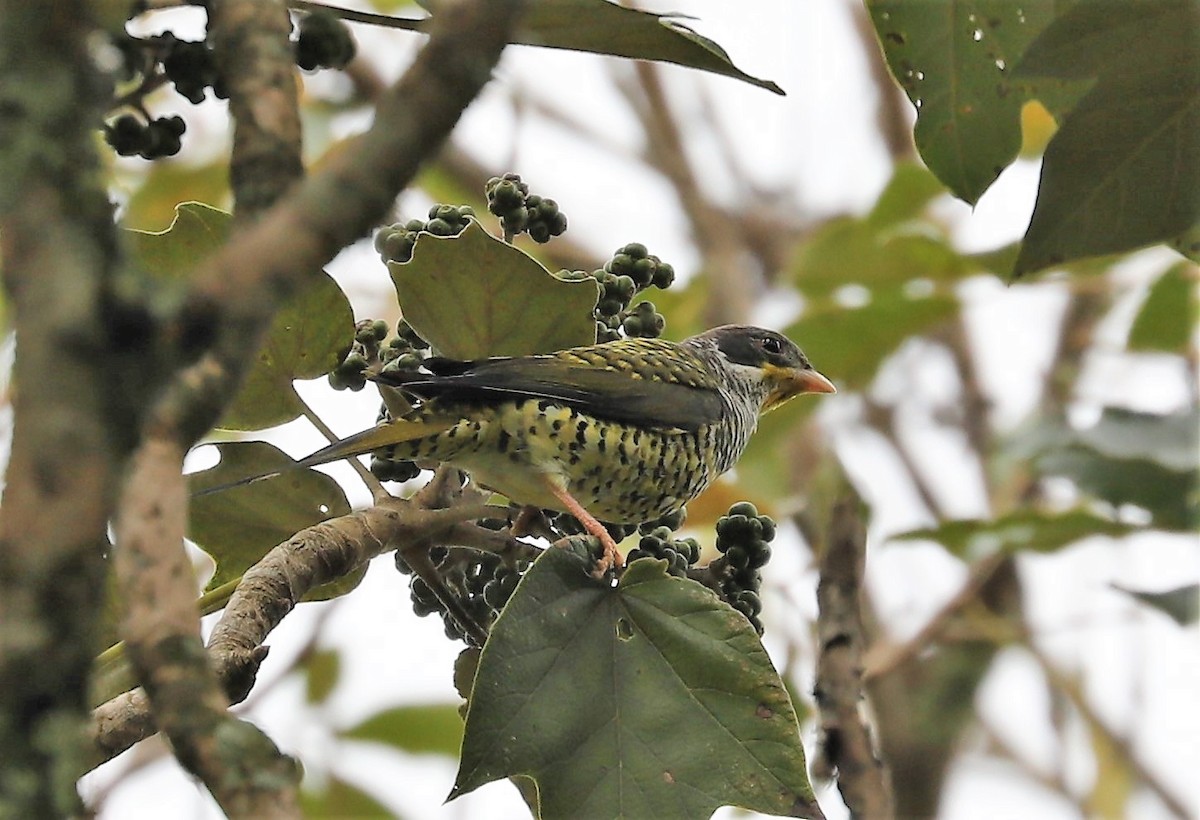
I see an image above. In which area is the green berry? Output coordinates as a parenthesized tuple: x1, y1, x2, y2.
(729, 501, 759, 518)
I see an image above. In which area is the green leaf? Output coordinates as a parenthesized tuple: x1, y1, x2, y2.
(788, 288, 958, 390)
(387, 1, 783, 94)
(1111, 583, 1199, 626)
(220, 269, 355, 431)
(452, 550, 820, 820)
(127, 201, 230, 282)
(1047, 408, 1199, 473)
(1037, 448, 1198, 531)
(1170, 223, 1200, 263)
(301, 776, 397, 820)
(304, 648, 341, 705)
(1015, 408, 1200, 531)
(1127, 262, 1198, 353)
(894, 509, 1133, 559)
(389, 219, 598, 359)
(123, 163, 230, 232)
(514, 1, 783, 94)
(1013, 1, 1200, 275)
(866, 1, 1061, 203)
(188, 442, 360, 599)
(866, 162, 948, 229)
(788, 163, 973, 300)
(342, 703, 464, 758)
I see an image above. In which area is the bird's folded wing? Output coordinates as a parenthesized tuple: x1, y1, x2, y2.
(374, 356, 725, 431)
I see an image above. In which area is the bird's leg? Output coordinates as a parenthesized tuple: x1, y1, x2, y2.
(540, 478, 624, 577)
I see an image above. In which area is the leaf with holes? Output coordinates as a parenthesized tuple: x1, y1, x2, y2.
(390, 219, 598, 359)
(452, 549, 820, 820)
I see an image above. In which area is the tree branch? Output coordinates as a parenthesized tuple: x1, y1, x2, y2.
(92, 496, 509, 767)
(109, 2, 307, 814)
(0, 3, 134, 814)
(814, 497, 894, 819)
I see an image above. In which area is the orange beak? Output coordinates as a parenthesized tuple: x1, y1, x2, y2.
(762, 364, 836, 412)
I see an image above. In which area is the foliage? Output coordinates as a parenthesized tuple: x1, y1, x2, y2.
(454, 548, 819, 819)
(867, 0, 1200, 274)
(8, 1, 1191, 818)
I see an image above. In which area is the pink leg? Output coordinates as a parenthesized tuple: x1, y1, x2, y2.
(541, 478, 623, 576)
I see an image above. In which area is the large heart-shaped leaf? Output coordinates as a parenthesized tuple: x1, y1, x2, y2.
(390, 219, 598, 359)
(452, 549, 821, 819)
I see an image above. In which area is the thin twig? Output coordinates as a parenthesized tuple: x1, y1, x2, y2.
(299, 398, 387, 501)
(862, 551, 1007, 682)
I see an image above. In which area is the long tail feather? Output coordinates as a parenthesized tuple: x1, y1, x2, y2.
(191, 417, 457, 497)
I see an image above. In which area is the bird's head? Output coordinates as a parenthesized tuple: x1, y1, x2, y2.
(695, 325, 836, 413)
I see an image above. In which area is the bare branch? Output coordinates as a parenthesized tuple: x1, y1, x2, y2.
(814, 497, 894, 819)
(109, 2, 307, 813)
(92, 498, 508, 766)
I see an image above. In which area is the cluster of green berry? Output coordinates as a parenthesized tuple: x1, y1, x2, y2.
(104, 114, 187, 160)
(157, 32, 225, 104)
(561, 243, 674, 343)
(714, 502, 775, 635)
(103, 31, 224, 159)
(102, 10, 355, 161)
(626, 507, 700, 578)
(328, 319, 390, 392)
(396, 547, 529, 646)
(295, 11, 357, 72)
(326, 319, 429, 482)
(374, 205, 475, 264)
(369, 321, 431, 482)
(485, 174, 568, 243)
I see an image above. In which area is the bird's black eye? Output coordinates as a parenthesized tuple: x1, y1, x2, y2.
(759, 336, 783, 355)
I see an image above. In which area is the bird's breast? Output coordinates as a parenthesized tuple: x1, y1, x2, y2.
(405, 397, 752, 523)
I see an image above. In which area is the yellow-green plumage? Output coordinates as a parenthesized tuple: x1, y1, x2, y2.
(298, 327, 836, 529)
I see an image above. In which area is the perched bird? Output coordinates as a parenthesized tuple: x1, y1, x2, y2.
(204, 325, 835, 573)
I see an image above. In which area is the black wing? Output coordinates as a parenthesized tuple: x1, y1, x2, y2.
(373, 354, 725, 431)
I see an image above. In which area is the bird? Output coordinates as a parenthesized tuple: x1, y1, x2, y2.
(201, 325, 835, 573)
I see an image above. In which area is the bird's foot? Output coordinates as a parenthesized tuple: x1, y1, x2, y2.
(590, 530, 624, 580)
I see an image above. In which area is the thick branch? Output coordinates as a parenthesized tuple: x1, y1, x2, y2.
(92, 498, 507, 766)
(0, 3, 130, 815)
(110, 3, 306, 815)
